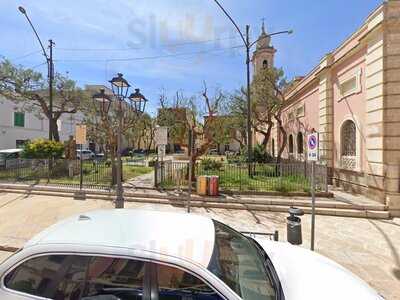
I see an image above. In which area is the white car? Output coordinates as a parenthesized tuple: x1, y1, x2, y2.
(0, 210, 383, 300)
(0, 149, 23, 169)
(76, 149, 95, 160)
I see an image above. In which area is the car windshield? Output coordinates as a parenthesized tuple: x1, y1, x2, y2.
(208, 221, 276, 300)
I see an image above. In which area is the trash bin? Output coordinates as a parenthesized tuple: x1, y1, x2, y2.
(287, 207, 304, 245)
(197, 176, 208, 196)
(208, 176, 219, 196)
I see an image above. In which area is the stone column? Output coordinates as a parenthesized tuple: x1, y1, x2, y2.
(365, 17, 386, 202)
(318, 54, 334, 178)
(384, 0, 400, 215)
(365, 1, 400, 214)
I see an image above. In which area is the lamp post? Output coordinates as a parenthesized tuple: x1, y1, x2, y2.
(93, 75, 147, 208)
(212, 0, 292, 175)
(18, 6, 55, 141)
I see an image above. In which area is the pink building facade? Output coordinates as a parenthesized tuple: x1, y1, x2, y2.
(253, 1, 400, 215)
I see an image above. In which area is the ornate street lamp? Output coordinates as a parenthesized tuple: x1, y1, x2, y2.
(92, 89, 112, 115)
(109, 73, 130, 99)
(93, 74, 147, 209)
(128, 89, 148, 115)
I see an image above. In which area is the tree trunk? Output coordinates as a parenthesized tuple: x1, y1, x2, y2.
(146, 137, 153, 153)
(51, 119, 60, 142)
(256, 121, 273, 148)
(275, 115, 287, 164)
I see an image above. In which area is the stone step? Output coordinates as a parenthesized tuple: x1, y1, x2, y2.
(208, 196, 387, 211)
(164, 200, 391, 219)
(0, 186, 390, 219)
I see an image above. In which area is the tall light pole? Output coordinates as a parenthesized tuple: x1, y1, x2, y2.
(212, 0, 292, 175)
(18, 6, 55, 141)
(93, 75, 147, 209)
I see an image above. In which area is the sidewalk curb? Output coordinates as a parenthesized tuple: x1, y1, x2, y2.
(0, 183, 334, 199)
(0, 245, 18, 253)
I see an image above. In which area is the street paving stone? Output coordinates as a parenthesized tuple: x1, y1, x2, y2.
(0, 192, 398, 299)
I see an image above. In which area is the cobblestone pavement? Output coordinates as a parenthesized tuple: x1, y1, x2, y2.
(0, 192, 399, 299)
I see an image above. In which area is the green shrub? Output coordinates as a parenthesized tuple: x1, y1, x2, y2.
(22, 139, 64, 159)
(239, 144, 273, 163)
(201, 158, 223, 171)
(253, 144, 273, 163)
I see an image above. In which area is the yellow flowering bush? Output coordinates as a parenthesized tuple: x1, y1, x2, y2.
(22, 139, 64, 159)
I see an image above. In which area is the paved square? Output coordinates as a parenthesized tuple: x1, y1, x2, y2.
(0, 192, 399, 299)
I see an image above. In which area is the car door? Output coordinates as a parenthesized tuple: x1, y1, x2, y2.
(1, 254, 89, 299)
(149, 262, 226, 300)
(1, 254, 227, 300)
(1, 254, 149, 300)
(81, 255, 147, 299)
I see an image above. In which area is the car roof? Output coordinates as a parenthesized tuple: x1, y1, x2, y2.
(25, 209, 216, 268)
(0, 149, 23, 153)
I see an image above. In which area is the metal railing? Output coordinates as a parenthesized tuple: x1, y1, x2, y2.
(241, 230, 279, 241)
(155, 161, 328, 193)
(0, 159, 112, 189)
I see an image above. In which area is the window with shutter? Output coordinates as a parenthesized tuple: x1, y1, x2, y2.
(14, 112, 25, 127)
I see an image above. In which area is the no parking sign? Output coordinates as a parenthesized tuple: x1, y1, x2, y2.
(307, 133, 319, 161)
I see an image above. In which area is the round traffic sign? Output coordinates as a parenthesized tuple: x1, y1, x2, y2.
(308, 135, 317, 150)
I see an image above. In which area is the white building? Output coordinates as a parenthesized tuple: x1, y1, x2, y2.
(0, 96, 84, 150)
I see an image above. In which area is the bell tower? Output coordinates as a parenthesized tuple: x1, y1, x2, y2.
(252, 20, 276, 75)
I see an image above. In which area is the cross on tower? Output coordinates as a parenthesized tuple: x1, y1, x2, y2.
(261, 18, 266, 34)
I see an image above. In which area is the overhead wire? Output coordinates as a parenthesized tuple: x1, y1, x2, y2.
(56, 35, 241, 52)
(55, 45, 244, 63)
(12, 50, 42, 61)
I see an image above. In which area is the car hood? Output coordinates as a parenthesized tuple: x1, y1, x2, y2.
(255, 239, 383, 300)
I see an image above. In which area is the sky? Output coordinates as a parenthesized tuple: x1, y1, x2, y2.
(1, 0, 383, 115)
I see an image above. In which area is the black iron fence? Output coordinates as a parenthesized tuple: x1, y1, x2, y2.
(155, 161, 328, 193)
(0, 159, 112, 189)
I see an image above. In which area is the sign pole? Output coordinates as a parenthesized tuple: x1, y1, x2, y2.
(311, 160, 316, 251)
(80, 143, 83, 191)
(75, 124, 87, 200)
(187, 128, 194, 213)
(155, 127, 168, 189)
(307, 131, 319, 251)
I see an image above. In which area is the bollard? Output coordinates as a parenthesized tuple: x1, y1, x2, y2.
(287, 207, 304, 245)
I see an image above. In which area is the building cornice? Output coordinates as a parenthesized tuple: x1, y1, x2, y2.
(285, 2, 385, 102)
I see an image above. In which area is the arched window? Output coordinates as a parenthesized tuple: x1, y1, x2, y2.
(341, 120, 356, 156)
(288, 134, 294, 154)
(272, 138, 275, 157)
(297, 132, 303, 154)
(341, 120, 357, 169)
(263, 60, 268, 69)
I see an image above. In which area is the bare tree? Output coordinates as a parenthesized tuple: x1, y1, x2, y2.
(0, 59, 87, 141)
(252, 67, 288, 163)
(83, 94, 141, 184)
